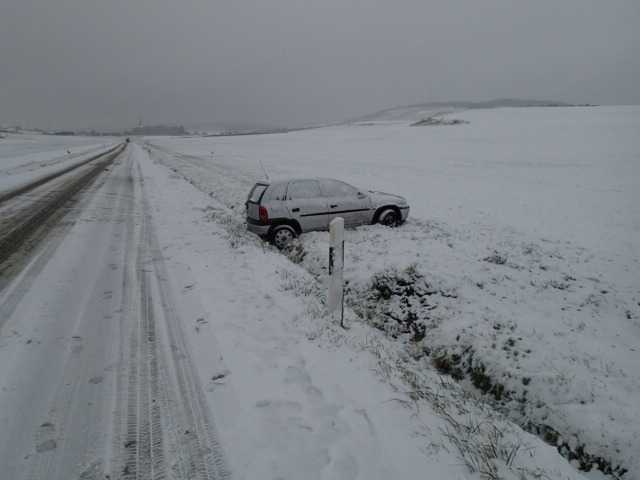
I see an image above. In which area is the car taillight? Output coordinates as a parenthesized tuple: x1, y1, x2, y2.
(259, 205, 269, 224)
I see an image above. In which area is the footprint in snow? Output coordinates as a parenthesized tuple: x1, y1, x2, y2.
(284, 365, 312, 386)
(255, 399, 302, 414)
(71, 335, 83, 354)
(325, 451, 359, 480)
(35, 439, 56, 453)
(78, 459, 104, 480)
(35, 422, 56, 454)
(211, 369, 230, 382)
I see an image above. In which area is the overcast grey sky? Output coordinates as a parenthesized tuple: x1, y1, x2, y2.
(1, 0, 639, 130)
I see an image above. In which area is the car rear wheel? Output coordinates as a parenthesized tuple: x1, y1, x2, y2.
(271, 225, 297, 249)
(378, 208, 400, 227)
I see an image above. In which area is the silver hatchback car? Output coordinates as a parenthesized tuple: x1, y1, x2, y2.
(246, 177, 410, 248)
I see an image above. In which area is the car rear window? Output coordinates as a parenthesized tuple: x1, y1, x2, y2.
(248, 184, 268, 203)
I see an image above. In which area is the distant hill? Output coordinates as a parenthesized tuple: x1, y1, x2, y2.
(349, 98, 592, 124)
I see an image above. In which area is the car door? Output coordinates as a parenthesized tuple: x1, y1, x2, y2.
(286, 180, 329, 232)
(319, 179, 373, 227)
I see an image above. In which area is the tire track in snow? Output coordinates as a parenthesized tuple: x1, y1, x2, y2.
(12, 149, 137, 480)
(139, 161, 230, 479)
(117, 157, 167, 480)
(115, 154, 230, 479)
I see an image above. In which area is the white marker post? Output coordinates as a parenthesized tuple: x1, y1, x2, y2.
(328, 217, 345, 328)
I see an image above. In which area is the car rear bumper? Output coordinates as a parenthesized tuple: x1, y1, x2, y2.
(246, 218, 270, 237)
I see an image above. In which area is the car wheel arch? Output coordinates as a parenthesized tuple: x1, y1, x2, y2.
(372, 205, 401, 224)
(268, 218, 302, 237)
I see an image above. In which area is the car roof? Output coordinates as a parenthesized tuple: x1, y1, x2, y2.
(259, 177, 343, 188)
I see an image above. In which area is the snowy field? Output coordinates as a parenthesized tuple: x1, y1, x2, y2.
(0, 133, 112, 166)
(144, 106, 640, 478)
(0, 133, 116, 192)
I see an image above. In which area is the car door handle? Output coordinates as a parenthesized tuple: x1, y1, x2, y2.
(291, 207, 300, 212)
(330, 204, 338, 208)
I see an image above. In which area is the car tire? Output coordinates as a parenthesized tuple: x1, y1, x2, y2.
(271, 225, 297, 249)
(378, 208, 400, 227)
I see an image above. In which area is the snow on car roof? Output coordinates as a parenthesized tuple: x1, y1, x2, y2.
(259, 177, 342, 186)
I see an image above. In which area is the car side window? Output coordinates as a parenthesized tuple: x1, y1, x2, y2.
(321, 179, 359, 197)
(263, 183, 286, 201)
(287, 180, 322, 200)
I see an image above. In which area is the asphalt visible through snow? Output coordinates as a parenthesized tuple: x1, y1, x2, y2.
(0, 144, 124, 278)
(0, 146, 229, 480)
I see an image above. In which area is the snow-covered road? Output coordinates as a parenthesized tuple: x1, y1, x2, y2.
(0, 147, 229, 479)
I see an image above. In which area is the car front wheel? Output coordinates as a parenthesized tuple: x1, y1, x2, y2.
(271, 225, 297, 249)
(378, 208, 400, 227)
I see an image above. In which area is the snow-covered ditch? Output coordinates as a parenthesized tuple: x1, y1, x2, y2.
(299, 222, 637, 478)
(143, 106, 639, 478)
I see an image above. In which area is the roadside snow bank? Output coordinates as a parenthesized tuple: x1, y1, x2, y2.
(138, 143, 587, 480)
(135, 144, 467, 479)
(293, 217, 639, 478)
